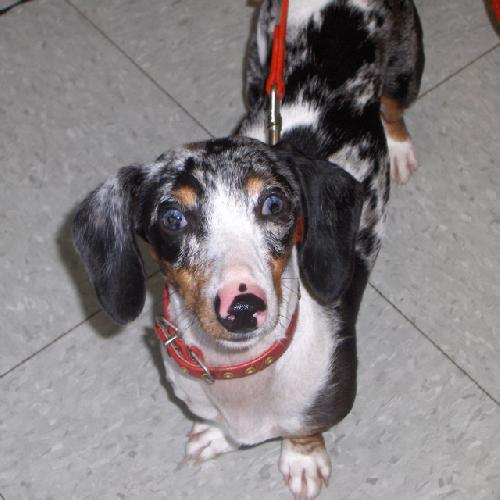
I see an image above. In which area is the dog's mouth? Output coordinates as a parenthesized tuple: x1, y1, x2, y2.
(218, 330, 261, 345)
(214, 322, 278, 350)
(207, 297, 279, 349)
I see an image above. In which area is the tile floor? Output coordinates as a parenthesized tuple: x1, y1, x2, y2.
(0, 1, 498, 499)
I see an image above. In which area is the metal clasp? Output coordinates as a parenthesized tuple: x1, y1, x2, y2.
(156, 316, 214, 385)
(156, 316, 178, 333)
(188, 349, 215, 385)
(155, 316, 179, 347)
(266, 84, 282, 146)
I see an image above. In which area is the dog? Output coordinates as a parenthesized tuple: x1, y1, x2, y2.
(72, 1, 424, 498)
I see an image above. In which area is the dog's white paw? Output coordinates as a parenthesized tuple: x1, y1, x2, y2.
(387, 136, 418, 184)
(184, 422, 236, 464)
(279, 437, 331, 500)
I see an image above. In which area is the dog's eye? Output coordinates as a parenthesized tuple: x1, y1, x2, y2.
(161, 209, 187, 232)
(262, 194, 284, 216)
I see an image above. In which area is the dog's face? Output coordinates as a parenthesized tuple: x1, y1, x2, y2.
(73, 137, 362, 346)
(145, 138, 301, 345)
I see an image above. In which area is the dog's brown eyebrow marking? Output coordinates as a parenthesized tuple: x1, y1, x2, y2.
(245, 175, 265, 197)
(173, 185, 198, 208)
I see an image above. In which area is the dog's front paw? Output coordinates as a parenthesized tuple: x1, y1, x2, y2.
(387, 136, 418, 184)
(279, 435, 331, 500)
(184, 422, 236, 464)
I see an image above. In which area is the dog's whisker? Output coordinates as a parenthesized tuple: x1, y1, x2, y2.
(278, 311, 291, 320)
(281, 283, 301, 299)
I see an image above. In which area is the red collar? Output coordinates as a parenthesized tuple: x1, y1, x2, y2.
(154, 287, 299, 384)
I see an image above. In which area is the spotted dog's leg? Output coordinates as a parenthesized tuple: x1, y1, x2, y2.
(381, 95, 418, 184)
(380, 1, 424, 184)
(184, 421, 237, 463)
(279, 433, 331, 500)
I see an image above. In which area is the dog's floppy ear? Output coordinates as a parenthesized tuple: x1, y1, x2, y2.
(72, 166, 146, 324)
(277, 144, 363, 303)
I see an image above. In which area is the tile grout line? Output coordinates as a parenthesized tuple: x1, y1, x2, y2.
(418, 42, 500, 100)
(368, 282, 500, 407)
(0, 0, 34, 16)
(63, 0, 216, 140)
(0, 310, 100, 380)
(0, 271, 161, 380)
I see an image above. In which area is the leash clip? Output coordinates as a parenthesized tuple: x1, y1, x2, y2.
(265, 0, 288, 145)
(266, 84, 282, 146)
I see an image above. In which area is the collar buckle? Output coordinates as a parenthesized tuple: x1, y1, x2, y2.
(155, 316, 179, 347)
(188, 348, 215, 385)
(155, 316, 214, 385)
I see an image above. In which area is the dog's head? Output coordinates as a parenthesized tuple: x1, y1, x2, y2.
(73, 137, 362, 345)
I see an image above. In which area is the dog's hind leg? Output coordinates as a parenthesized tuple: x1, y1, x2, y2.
(381, 0, 425, 184)
(380, 96, 418, 184)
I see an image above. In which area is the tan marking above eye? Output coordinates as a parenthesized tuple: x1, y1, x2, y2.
(245, 175, 265, 197)
(172, 185, 198, 209)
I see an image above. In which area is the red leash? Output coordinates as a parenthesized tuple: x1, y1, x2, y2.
(265, 0, 289, 100)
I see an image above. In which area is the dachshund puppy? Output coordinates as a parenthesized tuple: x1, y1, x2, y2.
(73, 1, 424, 498)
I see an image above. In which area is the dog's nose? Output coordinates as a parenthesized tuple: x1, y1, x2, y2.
(215, 282, 267, 334)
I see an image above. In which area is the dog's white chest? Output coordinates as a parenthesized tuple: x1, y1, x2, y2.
(207, 371, 301, 444)
(163, 291, 335, 445)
